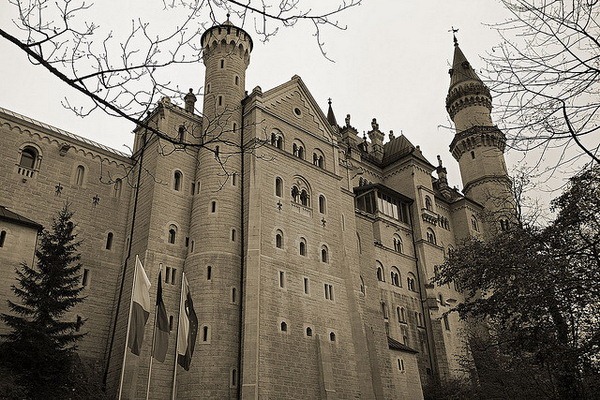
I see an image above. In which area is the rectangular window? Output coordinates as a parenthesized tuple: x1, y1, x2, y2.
(82, 268, 90, 287)
(171, 268, 177, 285)
(324, 283, 334, 301)
(279, 271, 286, 289)
(191, 182, 196, 195)
(165, 267, 171, 284)
(303, 277, 310, 295)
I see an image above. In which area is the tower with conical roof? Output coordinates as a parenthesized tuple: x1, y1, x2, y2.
(446, 35, 513, 235)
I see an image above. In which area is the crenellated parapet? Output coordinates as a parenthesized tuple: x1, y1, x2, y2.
(445, 82, 492, 121)
(449, 125, 506, 161)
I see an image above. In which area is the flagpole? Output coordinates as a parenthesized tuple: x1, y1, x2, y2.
(118, 255, 139, 400)
(145, 265, 162, 400)
(171, 271, 186, 400)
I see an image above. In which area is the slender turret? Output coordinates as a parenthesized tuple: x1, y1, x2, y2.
(446, 36, 513, 234)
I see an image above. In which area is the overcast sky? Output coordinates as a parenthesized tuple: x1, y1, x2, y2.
(1, 1, 527, 195)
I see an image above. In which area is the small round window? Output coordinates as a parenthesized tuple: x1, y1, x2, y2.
(294, 107, 302, 117)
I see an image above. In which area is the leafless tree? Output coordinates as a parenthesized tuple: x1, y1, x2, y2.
(484, 0, 600, 179)
(0, 0, 359, 159)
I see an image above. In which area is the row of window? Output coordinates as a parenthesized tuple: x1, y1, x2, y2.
(274, 231, 330, 262)
(173, 171, 237, 194)
(376, 262, 417, 291)
(270, 131, 327, 170)
(274, 177, 327, 213)
(382, 302, 425, 328)
(279, 321, 337, 342)
(278, 271, 335, 301)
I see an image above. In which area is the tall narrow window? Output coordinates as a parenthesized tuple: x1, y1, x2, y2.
(279, 271, 286, 288)
(113, 179, 122, 198)
(407, 273, 416, 291)
(275, 177, 283, 197)
(324, 283, 334, 301)
(319, 195, 326, 214)
(234, 75, 239, 85)
(231, 368, 238, 387)
(280, 321, 288, 332)
(425, 196, 433, 211)
(207, 266, 212, 280)
(321, 245, 329, 263)
(393, 234, 403, 253)
(82, 268, 90, 287)
(75, 165, 85, 186)
(275, 230, 283, 249)
(300, 190, 308, 206)
(174, 171, 182, 191)
(471, 216, 479, 232)
(75, 315, 82, 332)
(303, 277, 310, 294)
(169, 316, 174, 331)
(168, 225, 177, 244)
(231, 229, 236, 241)
(178, 126, 185, 142)
(105, 232, 114, 250)
(231, 287, 237, 303)
(0, 230, 6, 247)
(299, 238, 307, 256)
(443, 314, 450, 331)
(232, 173, 237, 186)
(202, 325, 210, 342)
(329, 332, 336, 342)
(391, 267, 400, 287)
(220, 59, 225, 68)
(211, 201, 217, 213)
(218, 96, 223, 106)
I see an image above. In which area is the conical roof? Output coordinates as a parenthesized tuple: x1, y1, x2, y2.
(449, 42, 482, 88)
(326, 98, 338, 127)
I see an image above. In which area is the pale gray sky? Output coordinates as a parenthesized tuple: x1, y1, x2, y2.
(1, 1, 523, 193)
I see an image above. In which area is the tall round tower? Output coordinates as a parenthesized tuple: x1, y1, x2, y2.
(180, 17, 252, 398)
(446, 36, 513, 234)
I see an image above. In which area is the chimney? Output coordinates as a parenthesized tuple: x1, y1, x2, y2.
(184, 88, 197, 113)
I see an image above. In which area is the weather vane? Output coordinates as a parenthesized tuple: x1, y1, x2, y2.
(448, 26, 459, 45)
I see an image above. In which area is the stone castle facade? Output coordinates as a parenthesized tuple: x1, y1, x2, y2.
(0, 20, 512, 399)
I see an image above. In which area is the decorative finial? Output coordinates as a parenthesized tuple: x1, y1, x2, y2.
(437, 155, 443, 167)
(449, 26, 459, 46)
(227, 12, 231, 19)
(371, 118, 379, 131)
(345, 114, 351, 127)
(328, 97, 332, 106)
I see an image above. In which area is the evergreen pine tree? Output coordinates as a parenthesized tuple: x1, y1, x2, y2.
(0, 205, 86, 398)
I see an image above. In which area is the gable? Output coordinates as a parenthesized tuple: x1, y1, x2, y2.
(260, 76, 335, 142)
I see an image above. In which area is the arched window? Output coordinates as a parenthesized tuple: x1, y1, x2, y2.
(376, 262, 384, 282)
(280, 321, 288, 332)
(19, 146, 38, 170)
(0, 230, 6, 247)
(500, 218, 510, 231)
(390, 267, 400, 287)
(329, 332, 336, 342)
(306, 327, 313, 337)
(293, 142, 305, 159)
(270, 131, 283, 149)
(398, 307, 406, 322)
(75, 165, 85, 186)
(174, 171, 183, 191)
(319, 195, 326, 214)
(291, 186, 299, 203)
(168, 225, 177, 244)
(178, 126, 185, 142)
(105, 232, 113, 250)
(393, 234, 403, 253)
(299, 238, 307, 256)
(407, 273, 416, 291)
(321, 245, 329, 263)
(426, 228, 436, 244)
(300, 190, 309, 206)
(275, 177, 283, 197)
(425, 196, 433, 211)
(275, 230, 283, 248)
(202, 325, 211, 342)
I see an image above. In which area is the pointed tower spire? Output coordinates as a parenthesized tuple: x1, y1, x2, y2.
(326, 98, 338, 127)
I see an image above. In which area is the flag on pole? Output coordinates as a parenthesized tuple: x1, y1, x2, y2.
(177, 274, 198, 371)
(153, 269, 169, 362)
(128, 256, 151, 356)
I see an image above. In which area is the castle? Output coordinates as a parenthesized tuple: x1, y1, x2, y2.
(0, 19, 512, 399)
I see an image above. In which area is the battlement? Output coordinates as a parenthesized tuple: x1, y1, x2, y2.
(201, 20, 253, 60)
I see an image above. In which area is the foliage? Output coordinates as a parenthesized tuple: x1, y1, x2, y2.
(0, 205, 87, 399)
(435, 166, 600, 399)
(485, 0, 600, 175)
